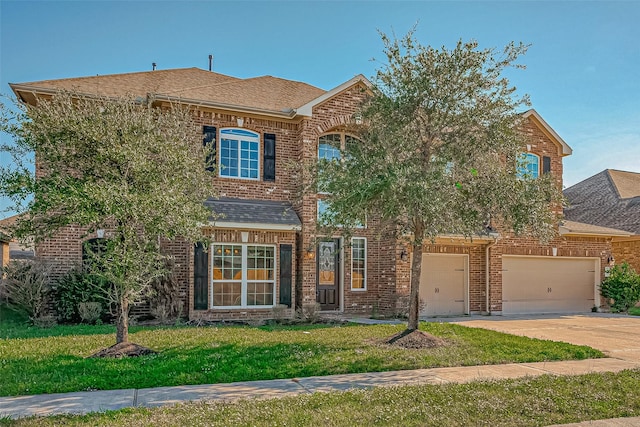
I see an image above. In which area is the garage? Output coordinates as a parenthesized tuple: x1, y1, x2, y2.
(419, 254, 468, 316)
(502, 256, 599, 315)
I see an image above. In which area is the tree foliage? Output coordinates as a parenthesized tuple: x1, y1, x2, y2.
(0, 92, 216, 343)
(317, 30, 563, 329)
(600, 262, 640, 313)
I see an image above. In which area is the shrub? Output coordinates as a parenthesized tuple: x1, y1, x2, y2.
(52, 268, 112, 323)
(0, 259, 53, 323)
(600, 262, 640, 313)
(78, 301, 102, 324)
(296, 303, 321, 323)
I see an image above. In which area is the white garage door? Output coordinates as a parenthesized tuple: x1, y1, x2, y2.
(502, 256, 598, 315)
(419, 254, 468, 316)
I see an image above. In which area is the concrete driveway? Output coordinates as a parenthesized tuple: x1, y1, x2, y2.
(448, 313, 640, 362)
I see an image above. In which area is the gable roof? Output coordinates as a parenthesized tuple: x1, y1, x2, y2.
(564, 169, 640, 234)
(607, 169, 640, 199)
(522, 109, 572, 156)
(10, 68, 326, 118)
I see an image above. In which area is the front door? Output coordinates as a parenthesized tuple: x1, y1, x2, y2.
(316, 239, 340, 310)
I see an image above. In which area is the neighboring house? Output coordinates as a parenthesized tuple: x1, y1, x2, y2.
(9, 68, 622, 319)
(564, 170, 640, 272)
(0, 215, 36, 264)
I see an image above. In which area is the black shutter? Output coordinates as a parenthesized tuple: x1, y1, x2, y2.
(279, 244, 292, 307)
(194, 243, 209, 310)
(202, 126, 216, 172)
(263, 133, 276, 182)
(542, 156, 551, 174)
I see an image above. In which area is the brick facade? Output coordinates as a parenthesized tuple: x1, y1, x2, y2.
(612, 237, 640, 273)
(25, 70, 614, 321)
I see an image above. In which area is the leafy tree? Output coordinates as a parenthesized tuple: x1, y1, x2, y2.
(318, 31, 562, 330)
(0, 92, 216, 345)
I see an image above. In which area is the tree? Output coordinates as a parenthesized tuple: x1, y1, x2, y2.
(317, 31, 562, 331)
(0, 92, 216, 345)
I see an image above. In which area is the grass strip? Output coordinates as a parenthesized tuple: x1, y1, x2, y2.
(4, 369, 640, 427)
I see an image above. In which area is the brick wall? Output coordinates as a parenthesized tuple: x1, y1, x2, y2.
(612, 237, 640, 273)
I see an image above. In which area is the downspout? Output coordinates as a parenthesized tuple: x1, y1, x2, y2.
(485, 238, 498, 315)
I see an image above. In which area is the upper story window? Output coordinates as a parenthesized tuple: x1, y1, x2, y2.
(318, 134, 342, 162)
(220, 128, 260, 180)
(517, 153, 539, 179)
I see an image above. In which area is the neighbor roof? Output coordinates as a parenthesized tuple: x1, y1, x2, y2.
(564, 169, 640, 235)
(608, 169, 640, 199)
(10, 67, 327, 118)
(204, 197, 301, 231)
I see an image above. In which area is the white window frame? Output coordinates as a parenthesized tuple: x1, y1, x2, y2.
(211, 243, 277, 309)
(219, 128, 260, 180)
(350, 237, 367, 291)
(517, 153, 540, 179)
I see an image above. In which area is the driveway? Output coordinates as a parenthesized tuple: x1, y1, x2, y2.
(447, 313, 640, 362)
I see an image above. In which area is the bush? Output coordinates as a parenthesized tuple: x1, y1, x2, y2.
(78, 301, 102, 324)
(600, 262, 640, 313)
(0, 259, 53, 323)
(52, 268, 112, 323)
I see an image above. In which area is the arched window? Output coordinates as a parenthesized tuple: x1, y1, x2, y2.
(219, 128, 260, 179)
(517, 153, 540, 179)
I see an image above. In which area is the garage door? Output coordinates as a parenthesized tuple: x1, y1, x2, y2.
(502, 256, 598, 315)
(419, 254, 468, 316)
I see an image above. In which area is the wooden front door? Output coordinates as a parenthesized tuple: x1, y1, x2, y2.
(316, 239, 340, 310)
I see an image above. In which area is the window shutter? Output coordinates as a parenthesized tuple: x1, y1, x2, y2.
(202, 126, 217, 172)
(263, 133, 276, 181)
(279, 244, 292, 307)
(194, 243, 209, 310)
(542, 156, 551, 174)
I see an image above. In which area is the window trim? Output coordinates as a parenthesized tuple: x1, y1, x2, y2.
(350, 237, 367, 291)
(517, 152, 540, 179)
(210, 243, 277, 309)
(219, 128, 261, 181)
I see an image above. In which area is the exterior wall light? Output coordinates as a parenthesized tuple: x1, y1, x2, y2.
(400, 247, 409, 262)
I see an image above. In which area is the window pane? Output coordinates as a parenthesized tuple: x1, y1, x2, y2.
(318, 134, 341, 161)
(351, 238, 366, 290)
(517, 153, 539, 179)
(247, 282, 274, 306)
(213, 282, 241, 306)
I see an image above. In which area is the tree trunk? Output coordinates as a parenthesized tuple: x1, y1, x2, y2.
(407, 242, 423, 331)
(116, 296, 129, 344)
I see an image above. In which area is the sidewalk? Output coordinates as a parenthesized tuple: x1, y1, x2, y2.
(1, 357, 638, 421)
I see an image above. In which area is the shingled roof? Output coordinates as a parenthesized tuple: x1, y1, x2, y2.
(204, 197, 301, 231)
(564, 169, 640, 234)
(10, 67, 326, 117)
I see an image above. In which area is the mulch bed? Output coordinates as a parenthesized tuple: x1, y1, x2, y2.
(89, 342, 157, 358)
(383, 329, 447, 349)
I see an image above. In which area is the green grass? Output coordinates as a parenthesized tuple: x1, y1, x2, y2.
(0, 305, 603, 397)
(629, 306, 640, 316)
(4, 369, 640, 427)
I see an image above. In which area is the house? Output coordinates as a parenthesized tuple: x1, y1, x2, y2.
(0, 215, 35, 266)
(9, 67, 622, 319)
(564, 170, 640, 273)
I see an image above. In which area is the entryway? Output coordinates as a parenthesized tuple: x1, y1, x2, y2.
(316, 238, 340, 310)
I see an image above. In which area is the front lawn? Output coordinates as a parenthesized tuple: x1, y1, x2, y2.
(5, 370, 640, 427)
(0, 308, 602, 397)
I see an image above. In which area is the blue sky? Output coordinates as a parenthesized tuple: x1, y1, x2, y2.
(1, 0, 639, 219)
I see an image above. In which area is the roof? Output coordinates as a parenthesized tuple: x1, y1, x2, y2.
(559, 220, 632, 237)
(564, 169, 640, 234)
(11, 67, 326, 118)
(608, 169, 640, 199)
(522, 109, 572, 156)
(204, 197, 301, 231)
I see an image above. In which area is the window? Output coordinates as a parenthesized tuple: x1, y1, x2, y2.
(219, 128, 260, 179)
(351, 237, 367, 290)
(318, 134, 342, 162)
(211, 244, 275, 308)
(317, 199, 329, 221)
(517, 153, 539, 179)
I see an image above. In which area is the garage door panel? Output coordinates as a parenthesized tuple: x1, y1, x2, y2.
(502, 257, 597, 315)
(419, 254, 467, 316)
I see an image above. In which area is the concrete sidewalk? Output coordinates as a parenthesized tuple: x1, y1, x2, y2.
(1, 357, 638, 421)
